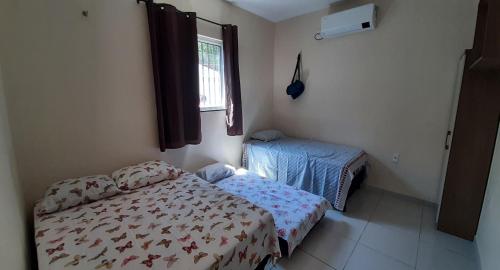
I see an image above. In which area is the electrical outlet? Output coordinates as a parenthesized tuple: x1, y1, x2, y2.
(392, 153, 400, 164)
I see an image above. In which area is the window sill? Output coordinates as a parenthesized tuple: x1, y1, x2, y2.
(201, 108, 226, 113)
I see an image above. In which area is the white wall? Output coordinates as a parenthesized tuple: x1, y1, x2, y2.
(272, 0, 477, 202)
(476, 126, 500, 270)
(0, 63, 27, 269)
(0, 0, 275, 211)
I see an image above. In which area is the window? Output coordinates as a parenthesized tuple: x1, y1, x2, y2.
(198, 35, 225, 111)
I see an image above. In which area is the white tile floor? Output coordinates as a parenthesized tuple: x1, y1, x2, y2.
(270, 187, 480, 270)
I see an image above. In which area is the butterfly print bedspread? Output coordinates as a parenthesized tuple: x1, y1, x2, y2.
(34, 173, 281, 270)
(216, 170, 332, 255)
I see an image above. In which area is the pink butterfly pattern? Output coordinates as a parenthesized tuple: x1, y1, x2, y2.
(216, 169, 332, 255)
(34, 170, 281, 269)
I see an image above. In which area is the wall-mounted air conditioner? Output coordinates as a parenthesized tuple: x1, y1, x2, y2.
(317, 3, 377, 40)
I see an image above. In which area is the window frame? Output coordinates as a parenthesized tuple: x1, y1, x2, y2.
(198, 35, 226, 112)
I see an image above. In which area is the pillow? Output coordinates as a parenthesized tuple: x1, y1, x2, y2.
(111, 160, 182, 190)
(196, 162, 236, 183)
(38, 175, 120, 215)
(251, 129, 284, 142)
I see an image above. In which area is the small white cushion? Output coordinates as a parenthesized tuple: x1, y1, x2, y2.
(196, 163, 236, 183)
(38, 175, 120, 215)
(251, 129, 284, 142)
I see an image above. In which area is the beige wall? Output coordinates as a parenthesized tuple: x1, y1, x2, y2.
(0, 63, 27, 269)
(0, 0, 275, 211)
(272, 0, 477, 202)
(476, 126, 500, 270)
(0, 0, 480, 211)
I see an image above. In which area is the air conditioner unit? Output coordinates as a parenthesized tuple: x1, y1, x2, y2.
(319, 3, 377, 39)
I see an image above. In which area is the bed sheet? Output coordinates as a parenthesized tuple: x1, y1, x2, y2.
(216, 170, 332, 255)
(34, 173, 281, 270)
(243, 138, 367, 211)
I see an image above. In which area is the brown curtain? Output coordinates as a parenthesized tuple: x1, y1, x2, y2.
(145, 3, 201, 151)
(222, 25, 243, 136)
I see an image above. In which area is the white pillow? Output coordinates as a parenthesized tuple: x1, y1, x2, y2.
(196, 163, 236, 183)
(111, 160, 182, 190)
(251, 129, 284, 142)
(38, 175, 121, 215)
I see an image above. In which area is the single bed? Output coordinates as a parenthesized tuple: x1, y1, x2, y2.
(242, 137, 368, 211)
(34, 172, 281, 270)
(215, 169, 332, 257)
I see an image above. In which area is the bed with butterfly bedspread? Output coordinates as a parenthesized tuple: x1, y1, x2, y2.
(34, 171, 281, 270)
(216, 169, 332, 257)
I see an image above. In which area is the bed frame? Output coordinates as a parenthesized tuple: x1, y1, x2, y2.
(346, 166, 367, 203)
(255, 255, 271, 270)
(275, 166, 367, 258)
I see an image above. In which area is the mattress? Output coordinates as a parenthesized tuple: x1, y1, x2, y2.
(216, 169, 332, 255)
(34, 173, 281, 270)
(242, 137, 367, 211)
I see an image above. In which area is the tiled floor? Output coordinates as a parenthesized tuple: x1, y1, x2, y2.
(271, 187, 480, 270)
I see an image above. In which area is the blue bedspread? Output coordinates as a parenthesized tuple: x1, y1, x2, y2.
(243, 138, 367, 210)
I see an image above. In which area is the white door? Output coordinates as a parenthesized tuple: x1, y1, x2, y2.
(436, 53, 466, 222)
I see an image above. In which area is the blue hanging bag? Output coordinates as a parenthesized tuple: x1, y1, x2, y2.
(286, 53, 305, 99)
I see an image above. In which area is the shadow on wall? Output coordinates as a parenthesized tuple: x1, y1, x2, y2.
(329, 0, 395, 18)
(0, 64, 30, 270)
(366, 157, 420, 199)
(0, 0, 275, 216)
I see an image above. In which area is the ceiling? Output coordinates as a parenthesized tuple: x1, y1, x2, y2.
(226, 0, 343, 23)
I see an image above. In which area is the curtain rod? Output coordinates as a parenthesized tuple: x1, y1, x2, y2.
(137, 0, 224, 27)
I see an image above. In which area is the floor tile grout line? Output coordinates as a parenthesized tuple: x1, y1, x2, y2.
(358, 241, 418, 268)
(419, 206, 479, 262)
(419, 231, 480, 262)
(298, 189, 384, 270)
(299, 247, 338, 270)
(294, 191, 478, 270)
(341, 189, 385, 270)
(357, 242, 416, 269)
(441, 245, 479, 261)
(351, 191, 420, 269)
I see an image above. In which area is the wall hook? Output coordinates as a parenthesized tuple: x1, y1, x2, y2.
(82, 10, 89, 17)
